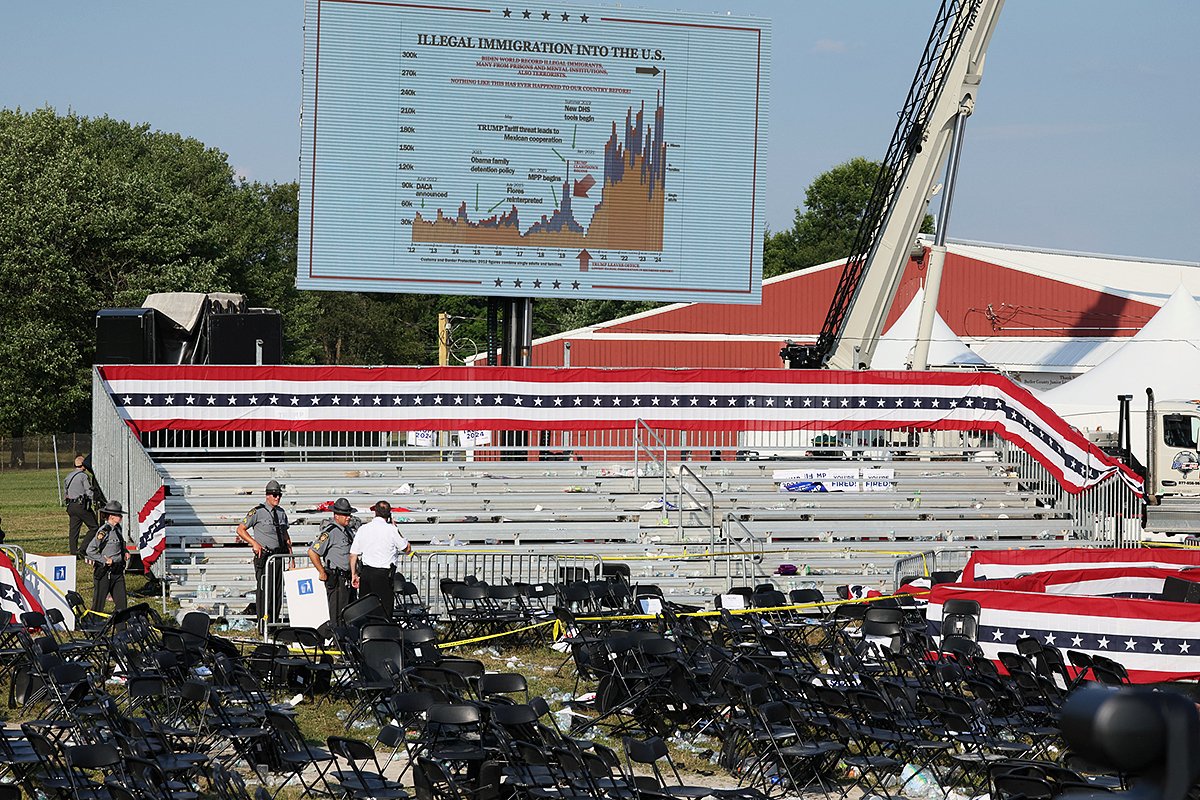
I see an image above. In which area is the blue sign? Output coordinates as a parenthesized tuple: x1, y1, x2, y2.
(298, 0, 769, 304)
(298, 578, 314, 596)
(54, 565, 67, 582)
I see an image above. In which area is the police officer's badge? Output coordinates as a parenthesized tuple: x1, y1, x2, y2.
(316, 532, 329, 544)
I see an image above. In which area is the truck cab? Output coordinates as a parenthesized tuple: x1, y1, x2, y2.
(1153, 401, 1200, 498)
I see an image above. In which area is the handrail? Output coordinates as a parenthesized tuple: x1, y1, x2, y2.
(677, 464, 715, 550)
(632, 419, 669, 507)
(722, 512, 767, 583)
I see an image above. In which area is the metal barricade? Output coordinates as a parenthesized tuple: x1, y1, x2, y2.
(413, 550, 603, 615)
(1, 544, 26, 567)
(892, 543, 1110, 591)
(261, 553, 314, 637)
(892, 552, 932, 589)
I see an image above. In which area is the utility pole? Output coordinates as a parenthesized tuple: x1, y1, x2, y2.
(438, 312, 449, 366)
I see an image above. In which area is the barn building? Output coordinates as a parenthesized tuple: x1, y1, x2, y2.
(530, 238, 1200, 390)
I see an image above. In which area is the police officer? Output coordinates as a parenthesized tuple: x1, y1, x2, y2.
(350, 501, 412, 620)
(85, 500, 128, 614)
(235, 479, 292, 623)
(308, 497, 358, 626)
(65, 455, 99, 556)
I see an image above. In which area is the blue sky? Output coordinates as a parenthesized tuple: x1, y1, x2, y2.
(3, 1, 1197, 262)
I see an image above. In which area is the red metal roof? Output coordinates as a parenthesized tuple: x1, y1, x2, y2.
(532, 247, 1163, 367)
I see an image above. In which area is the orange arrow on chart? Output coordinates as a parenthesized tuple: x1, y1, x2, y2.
(577, 250, 591, 271)
(573, 174, 596, 197)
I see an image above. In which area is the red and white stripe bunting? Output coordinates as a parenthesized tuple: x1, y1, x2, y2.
(98, 365, 1141, 495)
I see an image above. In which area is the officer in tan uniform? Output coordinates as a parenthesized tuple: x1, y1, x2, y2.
(235, 479, 291, 622)
(85, 500, 128, 614)
(308, 497, 358, 625)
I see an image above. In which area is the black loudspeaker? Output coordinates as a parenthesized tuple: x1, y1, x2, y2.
(206, 311, 283, 364)
(95, 308, 158, 364)
(1162, 576, 1200, 604)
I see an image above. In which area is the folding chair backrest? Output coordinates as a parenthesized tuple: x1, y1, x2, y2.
(360, 638, 403, 682)
(439, 657, 484, 682)
(1090, 655, 1130, 686)
(940, 635, 982, 661)
(790, 587, 825, 604)
(834, 602, 868, 621)
(361, 623, 403, 642)
(488, 584, 521, 602)
(341, 594, 385, 629)
(65, 741, 122, 770)
(21, 611, 48, 630)
(328, 735, 376, 762)
(479, 672, 528, 699)
(992, 773, 1055, 800)
(181, 610, 212, 638)
(751, 590, 787, 608)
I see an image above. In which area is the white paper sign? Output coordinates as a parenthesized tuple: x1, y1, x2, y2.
(406, 430, 436, 447)
(775, 468, 860, 493)
(26, 554, 78, 630)
(459, 429, 492, 447)
(773, 467, 896, 493)
(283, 566, 330, 630)
(719, 593, 746, 610)
(862, 468, 896, 492)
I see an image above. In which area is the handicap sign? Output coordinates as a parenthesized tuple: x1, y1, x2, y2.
(298, 578, 314, 595)
(54, 566, 67, 582)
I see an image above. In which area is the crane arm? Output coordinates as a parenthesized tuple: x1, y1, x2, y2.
(782, 0, 1003, 370)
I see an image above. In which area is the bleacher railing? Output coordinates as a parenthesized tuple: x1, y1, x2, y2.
(632, 419, 670, 507)
(722, 513, 767, 582)
(91, 369, 166, 591)
(677, 464, 715, 547)
(999, 436, 1142, 545)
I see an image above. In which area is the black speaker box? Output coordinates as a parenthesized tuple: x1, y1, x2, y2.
(95, 308, 158, 364)
(206, 311, 283, 364)
(1162, 576, 1200, 604)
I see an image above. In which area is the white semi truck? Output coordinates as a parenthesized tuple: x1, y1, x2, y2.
(1143, 394, 1200, 537)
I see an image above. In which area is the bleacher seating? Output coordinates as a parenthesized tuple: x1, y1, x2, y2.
(156, 454, 1086, 617)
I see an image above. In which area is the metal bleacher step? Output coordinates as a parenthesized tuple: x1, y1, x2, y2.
(156, 455, 1087, 609)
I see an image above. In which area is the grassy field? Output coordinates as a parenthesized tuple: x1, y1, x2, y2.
(0, 468, 153, 607)
(0, 468, 64, 550)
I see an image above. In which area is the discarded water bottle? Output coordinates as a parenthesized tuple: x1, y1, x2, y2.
(898, 763, 943, 800)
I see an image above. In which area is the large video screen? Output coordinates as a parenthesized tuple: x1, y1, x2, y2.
(298, 0, 769, 304)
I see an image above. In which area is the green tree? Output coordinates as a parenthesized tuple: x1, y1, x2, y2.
(763, 157, 933, 279)
(0, 108, 290, 433)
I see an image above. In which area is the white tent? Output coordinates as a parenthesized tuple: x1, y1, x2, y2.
(1040, 285, 1200, 456)
(872, 288, 990, 370)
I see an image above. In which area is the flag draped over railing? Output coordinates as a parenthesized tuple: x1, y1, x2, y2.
(97, 365, 1141, 495)
(930, 548, 1200, 683)
(137, 485, 168, 572)
(0, 550, 43, 622)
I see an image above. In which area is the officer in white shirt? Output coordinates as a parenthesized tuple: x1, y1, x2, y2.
(350, 500, 412, 619)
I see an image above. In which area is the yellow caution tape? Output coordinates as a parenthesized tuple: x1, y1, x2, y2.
(438, 620, 557, 649)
